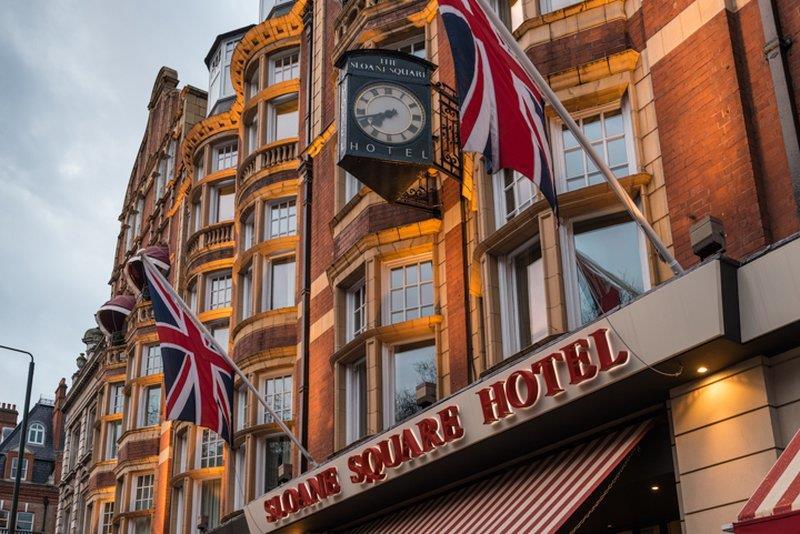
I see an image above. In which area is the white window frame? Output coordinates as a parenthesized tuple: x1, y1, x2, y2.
(27, 422, 45, 445)
(10, 457, 28, 479)
(141, 344, 163, 376)
(268, 48, 300, 85)
(266, 96, 299, 143)
(139, 385, 161, 427)
(242, 210, 256, 250)
(346, 280, 367, 341)
(382, 255, 435, 325)
(212, 141, 238, 172)
(109, 383, 124, 414)
(493, 169, 539, 228)
(549, 98, 637, 194)
(344, 171, 362, 204)
(256, 435, 291, 493)
(392, 34, 427, 59)
(210, 181, 235, 223)
(265, 199, 297, 239)
(194, 478, 222, 531)
(559, 207, 652, 330)
(15, 511, 33, 532)
(382, 339, 437, 428)
(100, 501, 114, 534)
(206, 272, 233, 310)
(197, 429, 224, 469)
(345, 357, 368, 444)
(497, 238, 548, 358)
(247, 66, 260, 99)
(106, 421, 121, 460)
(175, 429, 189, 473)
(262, 256, 296, 311)
(132, 473, 155, 511)
(234, 443, 247, 509)
(261, 375, 293, 424)
(240, 264, 254, 321)
(236, 384, 247, 432)
(539, 0, 583, 15)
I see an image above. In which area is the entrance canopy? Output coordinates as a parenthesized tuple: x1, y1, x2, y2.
(734, 427, 800, 533)
(348, 420, 653, 534)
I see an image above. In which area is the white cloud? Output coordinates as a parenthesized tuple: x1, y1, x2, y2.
(0, 0, 256, 412)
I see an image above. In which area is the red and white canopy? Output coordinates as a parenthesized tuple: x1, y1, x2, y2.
(351, 420, 653, 534)
(734, 428, 800, 533)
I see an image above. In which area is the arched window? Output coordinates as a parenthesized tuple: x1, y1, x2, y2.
(28, 422, 45, 445)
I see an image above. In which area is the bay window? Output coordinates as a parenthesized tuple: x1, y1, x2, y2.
(344, 171, 362, 204)
(387, 259, 434, 324)
(267, 97, 299, 142)
(347, 281, 367, 341)
(551, 102, 636, 192)
(394, 34, 427, 59)
(346, 358, 368, 444)
(240, 264, 254, 321)
(384, 342, 437, 426)
(106, 421, 121, 459)
(494, 169, 538, 226)
(264, 257, 296, 310)
(207, 272, 233, 310)
(109, 383, 124, 414)
(140, 386, 161, 427)
(133, 474, 154, 510)
(242, 210, 255, 250)
(266, 199, 297, 239)
(198, 479, 222, 530)
(141, 344, 162, 375)
(101, 502, 114, 534)
(498, 240, 548, 358)
(564, 212, 649, 327)
(262, 375, 293, 423)
(247, 67, 260, 99)
(198, 429, 224, 468)
(192, 200, 202, 233)
(246, 115, 258, 156)
(210, 182, 235, 223)
(212, 141, 238, 172)
(260, 436, 291, 492)
(539, 0, 583, 15)
(269, 49, 300, 85)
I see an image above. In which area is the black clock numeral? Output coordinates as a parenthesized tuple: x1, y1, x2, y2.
(412, 115, 421, 122)
(386, 134, 394, 142)
(408, 125, 419, 134)
(408, 102, 419, 109)
(384, 87, 393, 95)
(356, 107, 366, 116)
(371, 88, 380, 97)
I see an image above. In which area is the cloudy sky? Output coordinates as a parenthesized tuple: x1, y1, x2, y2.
(0, 0, 257, 415)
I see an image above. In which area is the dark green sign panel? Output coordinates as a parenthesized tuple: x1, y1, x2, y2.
(336, 49, 436, 201)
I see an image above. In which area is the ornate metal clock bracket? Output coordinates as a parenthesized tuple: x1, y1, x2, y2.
(393, 82, 462, 217)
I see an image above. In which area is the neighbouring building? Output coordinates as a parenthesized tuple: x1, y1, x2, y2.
(0, 384, 66, 534)
(56, 0, 800, 532)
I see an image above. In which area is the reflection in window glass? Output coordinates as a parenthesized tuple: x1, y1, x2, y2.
(263, 375, 293, 423)
(263, 436, 291, 492)
(268, 258, 296, 309)
(573, 215, 646, 326)
(392, 343, 436, 424)
(269, 98, 299, 141)
(347, 358, 368, 443)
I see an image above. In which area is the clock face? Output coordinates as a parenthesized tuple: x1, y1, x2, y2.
(353, 83, 426, 145)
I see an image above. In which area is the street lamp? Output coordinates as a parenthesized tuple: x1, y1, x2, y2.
(0, 345, 35, 534)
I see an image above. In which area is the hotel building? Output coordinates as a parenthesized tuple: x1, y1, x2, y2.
(56, 0, 800, 532)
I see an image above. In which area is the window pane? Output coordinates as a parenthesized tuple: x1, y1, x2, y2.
(573, 218, 645, 326)
(607, 138, 627, 168)
(201, 479, 222, 530)
(604, 110, 624, 136)
(270, 259, 296, 309)
(264, 437, 291, 492)
(393, 344, 436, 424)
(389, 261, 434, 323)
(583, 115, 602, 141)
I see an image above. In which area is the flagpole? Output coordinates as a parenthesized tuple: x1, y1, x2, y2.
(472, 0, 685, 277)
(140, 256, 319, 469)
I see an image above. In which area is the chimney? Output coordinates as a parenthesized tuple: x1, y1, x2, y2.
(0, 402, 19, 439)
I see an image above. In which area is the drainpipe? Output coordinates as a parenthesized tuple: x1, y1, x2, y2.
(757, 0, 800, 214)
(297, 0, 315, 475)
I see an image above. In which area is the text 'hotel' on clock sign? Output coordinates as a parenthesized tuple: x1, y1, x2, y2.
(336, 49, 436, 202)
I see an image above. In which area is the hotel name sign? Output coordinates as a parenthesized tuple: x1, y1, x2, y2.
(245, 323, 637, 532)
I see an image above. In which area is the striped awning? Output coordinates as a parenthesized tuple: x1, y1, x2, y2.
(350, 420, 653, 534)
(735, 427, 800, 532)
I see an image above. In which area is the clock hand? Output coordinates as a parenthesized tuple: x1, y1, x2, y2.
(367, 108, 399, 127)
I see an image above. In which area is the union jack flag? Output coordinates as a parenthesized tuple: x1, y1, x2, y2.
(439, 0, 558, 215)
(142, 257, 235, 444)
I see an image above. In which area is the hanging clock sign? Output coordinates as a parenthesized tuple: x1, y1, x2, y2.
(336, 49, 436, 202)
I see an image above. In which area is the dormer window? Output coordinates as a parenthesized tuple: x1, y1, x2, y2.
(28, 422, 45, 445)
(207, 36, 243, 114)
